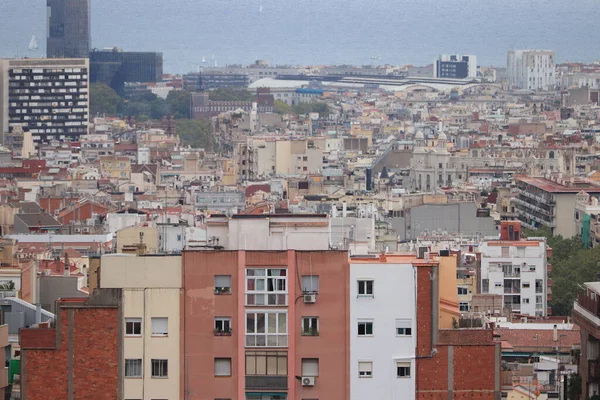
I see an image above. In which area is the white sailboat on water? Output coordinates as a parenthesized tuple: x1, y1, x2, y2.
(28, 35, 38, 52)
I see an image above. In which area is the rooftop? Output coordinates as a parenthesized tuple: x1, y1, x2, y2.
(516, 175, 600, 193)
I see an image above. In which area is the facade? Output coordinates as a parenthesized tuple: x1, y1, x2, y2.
(46, 0, 91, 59)
(514, 175, 600, 237)
(433, 54, 477, 79)
(507, 50, 556, 90)
(573, 282, 600, 398)
(183, 71, 250, 91)
(195, 190, 246, 214)
(479, 221, 551, 317)
(0, 58, 89, 145)
(100, 254, 182, 400)
(183, 249, 350, 400)
(192, 89, 274, 119)
(411, 131, 464, 190)
(89, 49, 163, 96)
(99, 155, 132, 180)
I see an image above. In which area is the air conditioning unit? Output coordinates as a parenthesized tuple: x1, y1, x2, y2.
(303, 294, 316, 304)
(302, 376, 315, 386)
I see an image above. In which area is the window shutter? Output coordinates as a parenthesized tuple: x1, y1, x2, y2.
(215, 358, 231, 376)
(215, 275, 231, 287)
(301, 358, 319, 377)
(152, 317, 168, 335)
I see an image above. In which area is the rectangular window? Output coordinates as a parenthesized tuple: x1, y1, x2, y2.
(301, 358, 319, 377)
(522, 282, 530, 288)
(459, 302, 469, 312)
(358, 361, 373, 378)
(301, 317, 319, 336)
(125, 359, 142, 378)
(357, 280, 374, 296)
(245, 351, 287, 376)
(125, 318, 142, 336)
(501, 247, 510, 257)
(395, 319, 412, 336)
(301, 275, 319, 293)
(358, 320, 374, 336)
(214, 275, 232, 295)
(214, 358, 232, 376)
(151, 359, 168, 378)
(457, 287, 468, 295)
(397, 362, 411, 378)
(482, 279, 489, 293)
(245, 311, 288, 347)
(523, 298, 530, 304)
(151, 317, 168, 336)
(246, 268, 288, 306)
(215, 317, 232, 334)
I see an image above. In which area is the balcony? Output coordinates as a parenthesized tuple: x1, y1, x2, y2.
(245, 376, 288, 390)
(504, 287, 521, 294)
(591, 362, 600, 379)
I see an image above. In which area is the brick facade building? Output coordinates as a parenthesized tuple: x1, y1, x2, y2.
(20, 289, 122, 400)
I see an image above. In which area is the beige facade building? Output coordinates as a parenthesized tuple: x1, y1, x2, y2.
(100, 254, 182, 400)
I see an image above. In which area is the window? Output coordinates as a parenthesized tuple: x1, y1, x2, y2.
(151, 317, 168, 336)
(357, 280, 374, 296)
(494, 282, 502, 288)
(246, 268, 287, 306)
(215, 317, 232, 334)
(301, 317, 319, 336)
(358, 361, 373, 378)
(459, 302, 469, 312)
(395, 319, 412, 336)
(301, 275, 319, 294)
(214, 358, 232, 377)
(125, 359, 142, 378)
(457, 287, 468, 295)
(151, 359, 168, 378)
(482, 279, 489, 293)
(214, 275, 232, 295)
(245, 351, 287, 376)
(301, 358, 319, 377)
(397, 362, 411, 378)
(522, 298, 530, 304)
(125, 318, 142, 336)
(246, 311, 288, 347)
(522, 282, 530, 289)
(528, 265, 536, 272)
(358, 320, 373, 336)
(501, 247, 509, 257)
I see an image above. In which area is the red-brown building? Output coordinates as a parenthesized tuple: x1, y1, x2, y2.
(20, 289, 122, 400)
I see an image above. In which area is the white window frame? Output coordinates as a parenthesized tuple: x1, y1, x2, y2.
(357, 319, 374, 337)
(301, 358, 319, 377)
(358, 361, 373, 378)
(301, 275, 319, 294)
(151, 317, 168, 337)
(245, 311, 288, 347)
(125, 318, 142, 337)
(395, 319, 412, 336)
(245, 268, 288, 306)
(214, 275, 232, 295)
(125, 358, 142, 378)
(214, 317, 232, 334)
(457, 287, 468, 295)
(357, 279, 374, 296)
(397, 361, 411, 378)
(214, 358, 232, 377)
(151, 359, 168, 378)
(301, 316, 319, 336)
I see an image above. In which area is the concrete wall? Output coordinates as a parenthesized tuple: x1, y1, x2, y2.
(555, 193, 578, 238)
(116, 225, 159, 253)
(100, 254, 182, 289)
(228, 218, 330, 250)
(349, 260, 416, 400)
(40, 276, 87, 313)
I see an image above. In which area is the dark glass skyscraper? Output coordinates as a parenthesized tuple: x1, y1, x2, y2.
(47, 0, 91, 59)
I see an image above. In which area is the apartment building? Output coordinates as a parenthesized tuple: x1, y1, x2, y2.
(573, 282, 600, 398)
(514, 175, 600, 237)
(100, 254, 182, 400)
(433, 54, 477, 79)
(0, 58, 89, 144)
(46, 0, 90, 59)
(479, 221, 551, 317)
(183, 249, 350, 400)
(575, 191, 600, 248)
(507, 50, 556, 90)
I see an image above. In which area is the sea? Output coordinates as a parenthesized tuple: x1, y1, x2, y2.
(0, 0, 599, 74)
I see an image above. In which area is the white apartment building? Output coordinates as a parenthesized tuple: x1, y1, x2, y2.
(479, 238, 549, 317)
(100, 254, 182, 400)
(349, 259, 416, 400)
(507, 50, 556, 90)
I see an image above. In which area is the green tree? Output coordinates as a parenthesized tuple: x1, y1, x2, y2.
(292, 102, 330, 117)
(166, 90, 192, 119)
(274, 100, 292, 115)
(90, 83, 124, 117)
(208, 88, 255, 102)
(566, 374, 582, 400)
(176, 119, 212, 148)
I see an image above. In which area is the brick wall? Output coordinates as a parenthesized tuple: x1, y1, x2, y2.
(22, 300, 120, 400)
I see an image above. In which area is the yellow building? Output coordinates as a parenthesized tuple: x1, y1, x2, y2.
(438, 252, 461, 328)
(99, 155, 131, 180)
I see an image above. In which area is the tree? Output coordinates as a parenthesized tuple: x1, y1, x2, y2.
(90, 83, 124, 117)
(274, 100, 292, 115)
(209, 88, 254, 102)
(166, 90, 192, 119)
(292, 102, 330, 117)
(566, 374, 582, 400)
(176, 119, 212, 148)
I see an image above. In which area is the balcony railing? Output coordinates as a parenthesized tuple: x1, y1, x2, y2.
(504, 287, 521, 294)
(245, 376, 287, 390)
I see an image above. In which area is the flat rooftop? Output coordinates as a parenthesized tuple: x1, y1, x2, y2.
(516, 175, 600, 193)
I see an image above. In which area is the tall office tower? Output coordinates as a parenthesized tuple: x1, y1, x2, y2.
(507, 50, 556, 91)
(433, 54, 478, 79)
(0, 58, 90, 146)
(47, 0, 91, 59)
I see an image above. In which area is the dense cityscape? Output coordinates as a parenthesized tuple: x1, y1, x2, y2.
(2, 1, 600, 400)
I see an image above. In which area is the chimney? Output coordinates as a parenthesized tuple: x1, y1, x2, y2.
(55, 257, 60, 273)
(64, 252, 70, 277)
(342, 201, 347, 218)
(553, 324, 558, 342)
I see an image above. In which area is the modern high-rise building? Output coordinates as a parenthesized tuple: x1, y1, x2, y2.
(507, 49, 556, 90)
(0, 58, 89, 145)
(46, 0, 91, 59)
(89, 49, 163, 96)
(433, 54, 477, 79)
